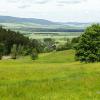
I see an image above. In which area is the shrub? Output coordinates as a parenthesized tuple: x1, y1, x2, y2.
(11, 44, 17, 59)
(31, 48, 38, 60)
(44, 38, 55, 52)
(17, 45, 24, 56)
(0, 43, 4, 60)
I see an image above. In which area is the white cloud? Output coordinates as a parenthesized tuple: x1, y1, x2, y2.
(58, 0, 87, 4)
(0, 0, 100, 22)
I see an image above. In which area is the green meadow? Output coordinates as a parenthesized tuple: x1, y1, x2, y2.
(0, 50, 100, 100)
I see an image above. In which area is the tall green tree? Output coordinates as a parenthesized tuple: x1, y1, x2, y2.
(75, 24, 100, 63)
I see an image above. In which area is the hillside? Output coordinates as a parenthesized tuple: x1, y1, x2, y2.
(0, 16, 88, 33)
(0, 50, 100, 99)
(0, 16, 55, 25)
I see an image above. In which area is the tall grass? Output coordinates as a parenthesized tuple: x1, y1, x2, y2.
(0, 50, 100, 100)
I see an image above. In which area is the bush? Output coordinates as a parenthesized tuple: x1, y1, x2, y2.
(71, 37, 80, 44)
(11, 44, 17, 59)
(75, 24, 100, 63)
(30, 39, 45, 53)
(31, 48, 38, 60)
(56, 39, 72, 51)
(17, 45, 24, 56)
(56, 44, 66, 51)
(0, 53, 2, 60)
(43, 38, 55, 52)
(0, 43, 4, 60)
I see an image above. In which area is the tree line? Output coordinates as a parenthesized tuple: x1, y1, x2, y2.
(1, 24, 99, 63)
(0, 26, 57, 59)
(0, 26, 38, 59)
(0, 26, 75, 60)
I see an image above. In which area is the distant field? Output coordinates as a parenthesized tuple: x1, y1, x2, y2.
(27, 32, 81, 45)
(27, 34, 78, 39)
(0, 22, 83, 41)
(0, 50, 100, 100)
(25, 32, 82, 39)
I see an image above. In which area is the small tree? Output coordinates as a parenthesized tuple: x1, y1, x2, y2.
(44, 38, 55, 52)
(11, 44, 17, 59)
(31, 48, 38, 60)
(75, 24, 100, 63)
(65, 38, 72, 49)
(0, 43, 4, 60)
(17, 44, 24, 56)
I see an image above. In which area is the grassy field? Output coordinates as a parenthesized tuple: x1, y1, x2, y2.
(27, 33, 79, 39)
(0, 50, 100, 100)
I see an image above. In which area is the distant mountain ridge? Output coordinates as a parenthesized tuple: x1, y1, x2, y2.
(0, 15, 91, 33)
(0, 16, 56, 25)
(0, 15, 91, 26)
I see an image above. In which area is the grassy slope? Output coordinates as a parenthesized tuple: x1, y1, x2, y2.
(0, 50, 100, 100)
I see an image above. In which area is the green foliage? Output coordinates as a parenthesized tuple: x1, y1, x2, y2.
(71, 37, 80, 44)
(56, 39, 72, 51)
(0, 43, 4, 60)
(30, 39, 45, 53)
(75, 24, 100, 63)
(56, 44, 66, 51)
(17, 45, 24, 56)
(44, 38, 55, 52)
(11, 44, 17, 59)
(65, 38, 72, 49)
(0, 27, 46, 58)
(71, 37, 80, 49)
(0, 26, 30, 55)
(31, 48, 38, 60)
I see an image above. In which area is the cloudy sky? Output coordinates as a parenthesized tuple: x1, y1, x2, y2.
(0, 0, 100, 22)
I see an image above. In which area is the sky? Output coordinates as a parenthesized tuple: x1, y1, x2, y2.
(0, 0, 100, 22)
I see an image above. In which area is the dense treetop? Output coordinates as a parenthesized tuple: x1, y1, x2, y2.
(75, 24, 100, 63)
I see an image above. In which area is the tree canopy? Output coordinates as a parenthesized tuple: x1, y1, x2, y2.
(75, 24, 100, 63)
(0, 26, 30, 54)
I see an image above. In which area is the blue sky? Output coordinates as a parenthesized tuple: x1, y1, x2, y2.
(0, 0, 100, 22)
